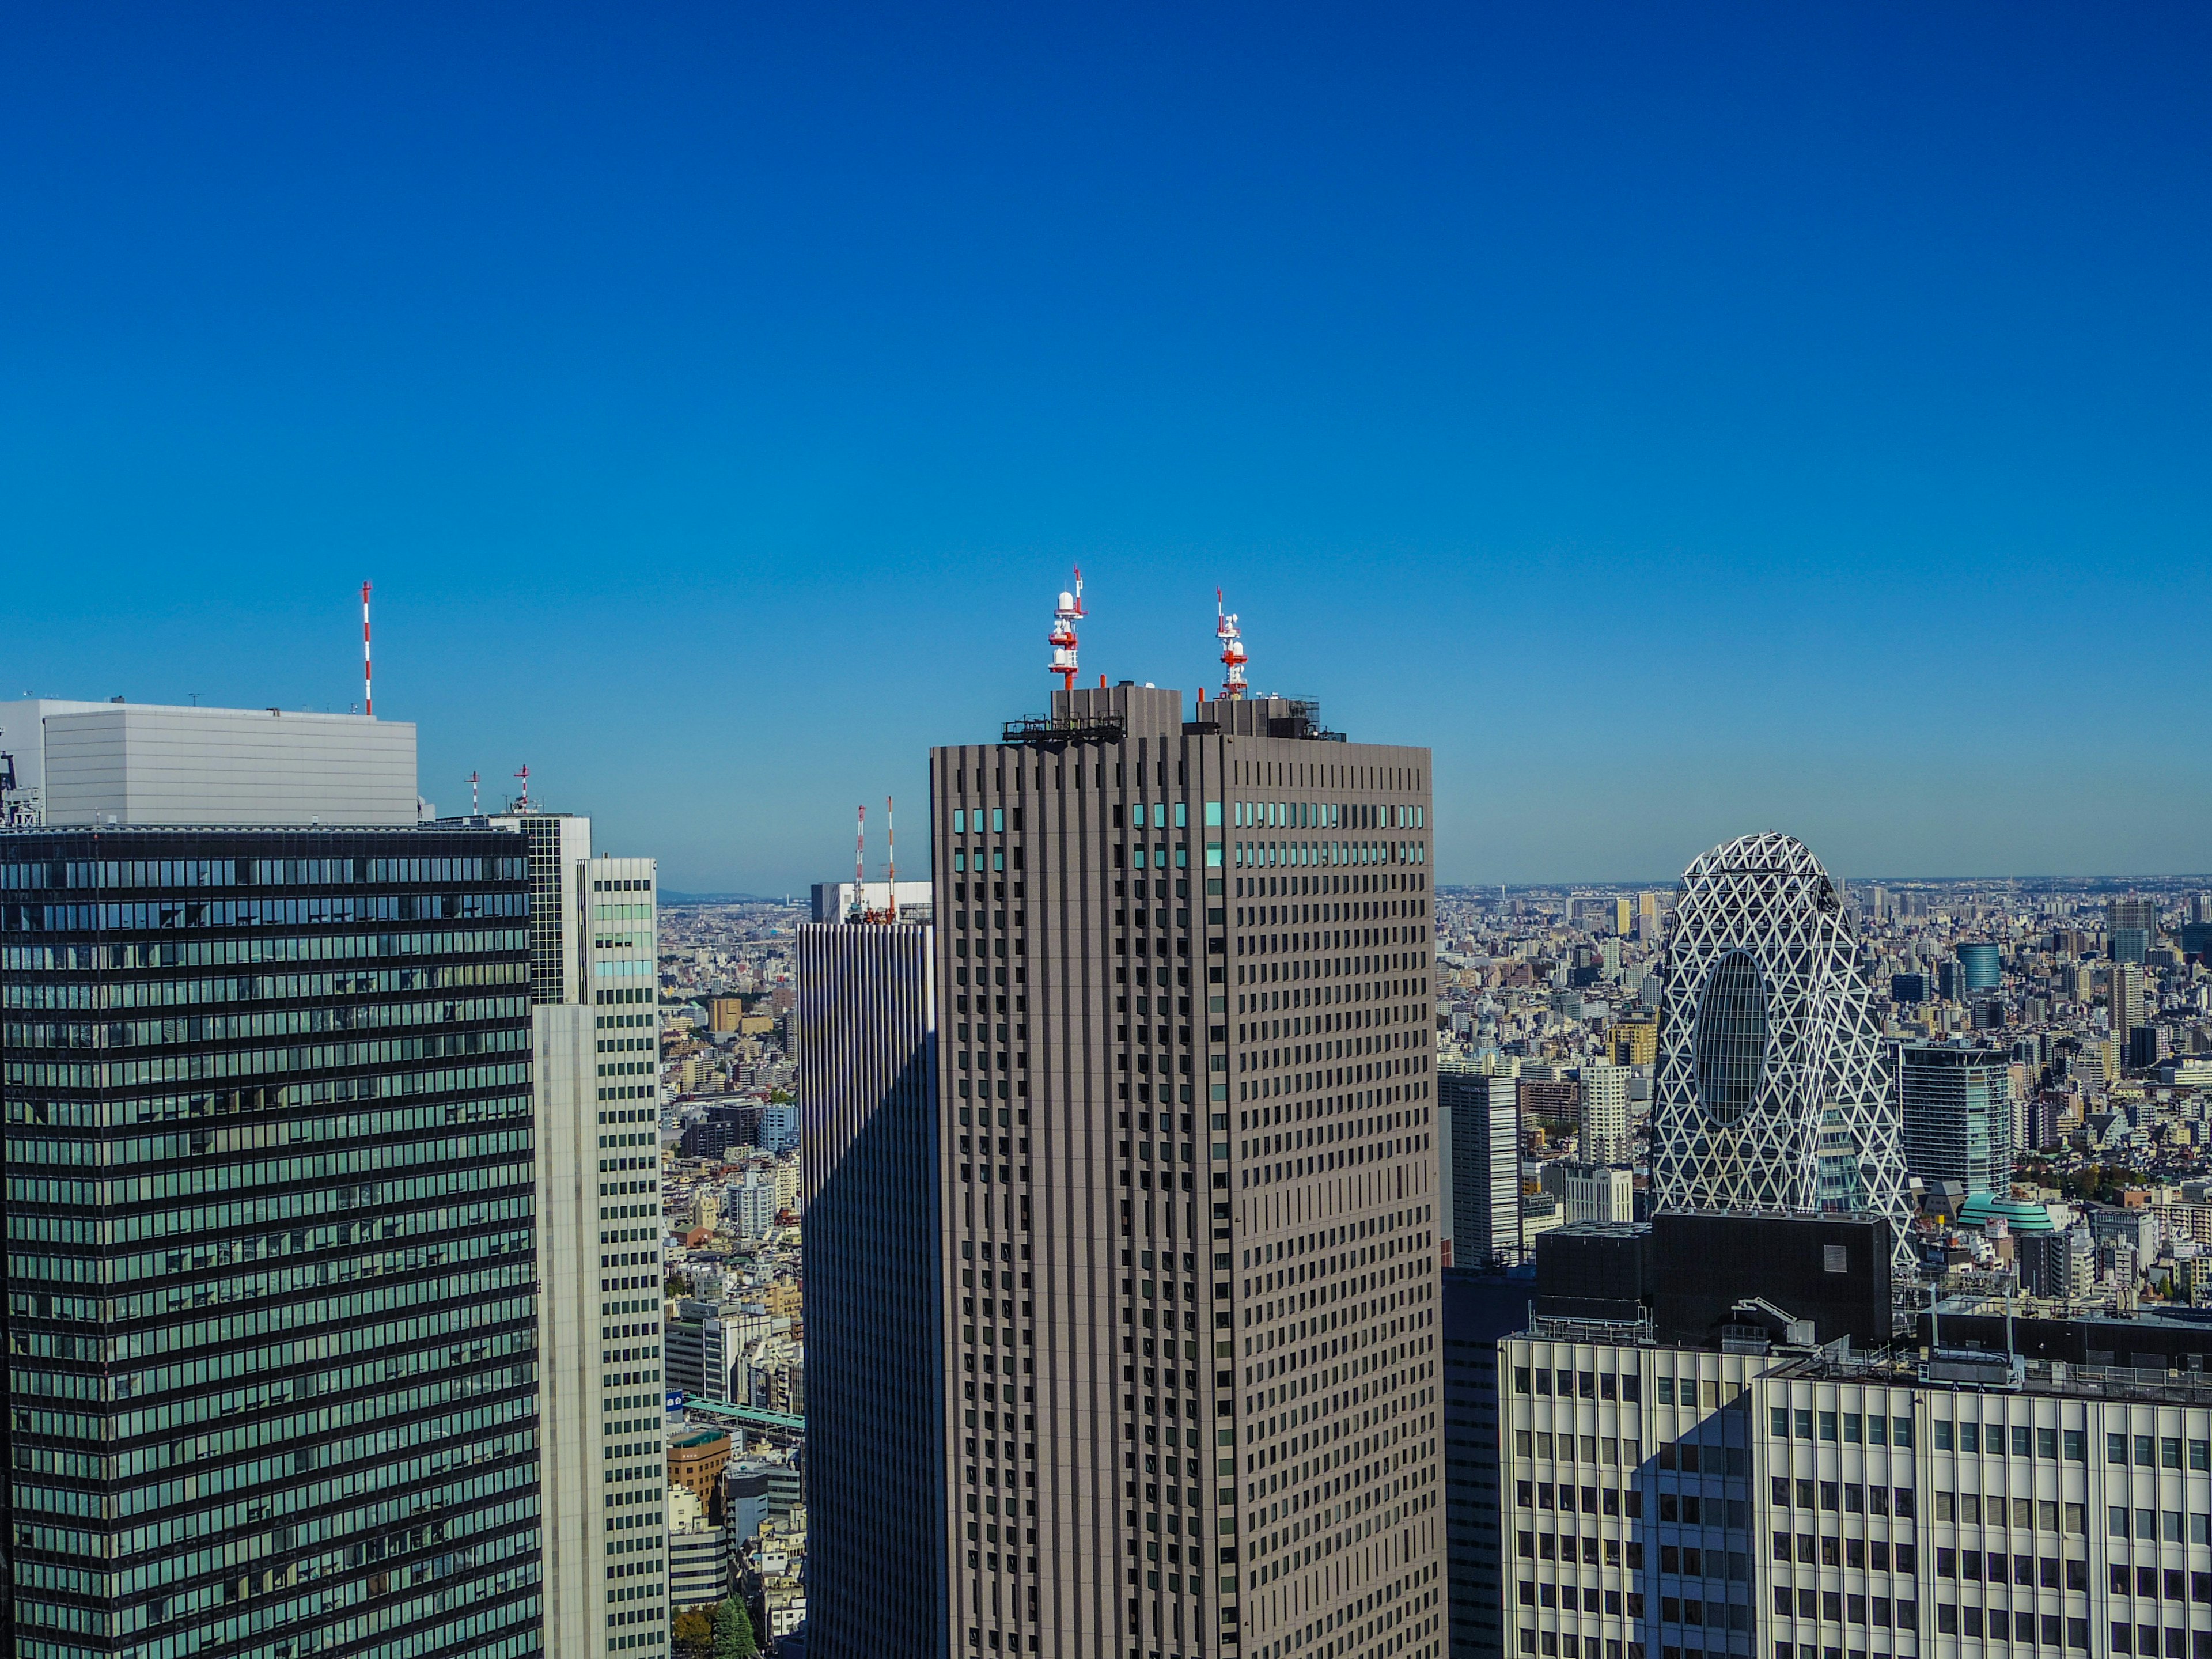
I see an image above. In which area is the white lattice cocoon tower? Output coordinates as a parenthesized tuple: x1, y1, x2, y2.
(1649, 831, 1912, 1272)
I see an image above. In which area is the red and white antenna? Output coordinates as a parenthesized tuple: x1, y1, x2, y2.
(468, 771, 480, 815)
(1215, 589, 1248, 699)
(1049, 569, 1085, 690)
(361, 581, 374, 717)
(513, 765, 531, 812)
(850, 805, 867, 920)
(885, 795, 897, 920)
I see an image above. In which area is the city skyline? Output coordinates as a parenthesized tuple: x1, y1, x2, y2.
(6, 7, 2210, 892)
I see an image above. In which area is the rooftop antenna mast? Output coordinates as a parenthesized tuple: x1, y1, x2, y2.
(886, 795, 897, 920)
(468, 771, 480, 815)
(849, 805, 867, 921)
(1215, 589, 1248, 699)
(361, 581, 373, 718)
(1049, 569, 1085, 691)
(513, 765, 531, 813)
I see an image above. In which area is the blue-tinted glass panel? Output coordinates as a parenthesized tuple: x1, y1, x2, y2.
(1694, 949, 1767, 1123)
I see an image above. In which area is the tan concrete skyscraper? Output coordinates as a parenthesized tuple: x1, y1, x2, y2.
(930, 683, 1445, 1659)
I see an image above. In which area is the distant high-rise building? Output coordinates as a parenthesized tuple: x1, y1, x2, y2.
(1649, 832, 1911, 1271)
(2109, 895, 2160, 934)
(1578, 1059, 1631, 1165)
(1890, 972, 1927, 1005)
(1, 772, 547, 1654)
(810, 877, 936, 922)
(1609, 1016, 1658, 1066)
(925, 683, 1441, 1659)
(796, 916, 946, 1659)
(506, 813, 669, 1659)
(1539, 1158, 1635, 1223)
(2109, 961, 2148, 1037)
(1956, 941, 2001, 993)
(1898, 1045, 2014, 1198)
(1442, 1064, 1522, 1266)
(2110, 896, 2157, 965)
(2127, 1025, 2173, 1071)
(1612, 895, 1634, 937)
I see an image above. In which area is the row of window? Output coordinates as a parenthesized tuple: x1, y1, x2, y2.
(12, 1072, 527, 1135)
(1, 893, 527, 932)
(1233, 839, 1423, 870)
(1, 959, 524, 1011)
(2, 926, 527, 975)
(7, 994, 527, 1050)
(1234, 801, 1422, 830)
(1770, 1408, 1917, 1447)
(0, 856, 523, 891)
(1770, 1478, 1917, 1518)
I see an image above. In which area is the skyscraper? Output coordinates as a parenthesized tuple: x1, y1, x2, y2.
(1897, 1044, 2014, 1198)
(1647, 831, 1911, 1271)
(1955, 941, 2001, 994)
(2109, 960, 2147, 1039)
(929, 684, 1444, 1659)
(2109, 896, 2157, 967)
(1441, 1064, 1522, 1267)
(2, 806, 546, 1653)
(511, 812, 668, 1659)
(797, 915, 947, 1659)
(1577, 1059, 1630, 1166)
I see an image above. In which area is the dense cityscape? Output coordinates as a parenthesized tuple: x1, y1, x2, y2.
(5, 663, 2212, 1659)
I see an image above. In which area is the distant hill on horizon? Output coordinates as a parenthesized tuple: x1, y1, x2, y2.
(660, 891, 802, 907)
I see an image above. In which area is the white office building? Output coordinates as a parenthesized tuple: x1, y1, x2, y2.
(518, 816, 670, 1659)
(0, 696, 422, 826)
(1503, 1328, 2212, 1659)
(1541, 1159, 1637, 1225)
(1581, 1060, 1633, 1166)
(666, 1487, 732, 1611)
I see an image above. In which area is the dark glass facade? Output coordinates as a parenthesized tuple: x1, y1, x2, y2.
(1, 827, 541, 1659)
(1691, 951, 1765, 1124)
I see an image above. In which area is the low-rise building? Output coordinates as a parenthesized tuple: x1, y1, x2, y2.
(666, 1486, 730, 1610)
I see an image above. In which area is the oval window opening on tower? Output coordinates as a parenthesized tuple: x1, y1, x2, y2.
(1694, 949, 1767, 1124)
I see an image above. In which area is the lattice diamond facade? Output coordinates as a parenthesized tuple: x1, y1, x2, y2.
(1650, 831, 1912, 1272)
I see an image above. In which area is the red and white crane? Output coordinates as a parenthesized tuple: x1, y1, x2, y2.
(1049, 569, 1085, 690)
(361, 581, 374, 717)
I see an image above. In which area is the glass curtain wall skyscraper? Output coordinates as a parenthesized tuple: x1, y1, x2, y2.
(796, 916, 946, 1659)
(1897, 1045, 2013, 1199)
(1648, 831, 1911, 1272)
(1, 826, 546, 1658)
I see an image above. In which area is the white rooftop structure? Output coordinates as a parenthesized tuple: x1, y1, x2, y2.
(0, 698, 421, 828)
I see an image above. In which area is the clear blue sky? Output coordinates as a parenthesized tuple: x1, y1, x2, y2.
(4, 4, 2206, 892)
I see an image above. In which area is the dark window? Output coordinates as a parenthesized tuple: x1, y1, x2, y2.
(1692, 949, 1766, 1122)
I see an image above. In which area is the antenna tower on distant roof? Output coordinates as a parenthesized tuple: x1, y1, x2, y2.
(513, 765, 531, 813)
(1049, 570, 1085, 690)
(850, 805, 867, 921)
(468, 771, 480, 815)
(361, 581, 374, 718)
(885, 796, 897, 920)
(1215, 590, 1248, 699)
